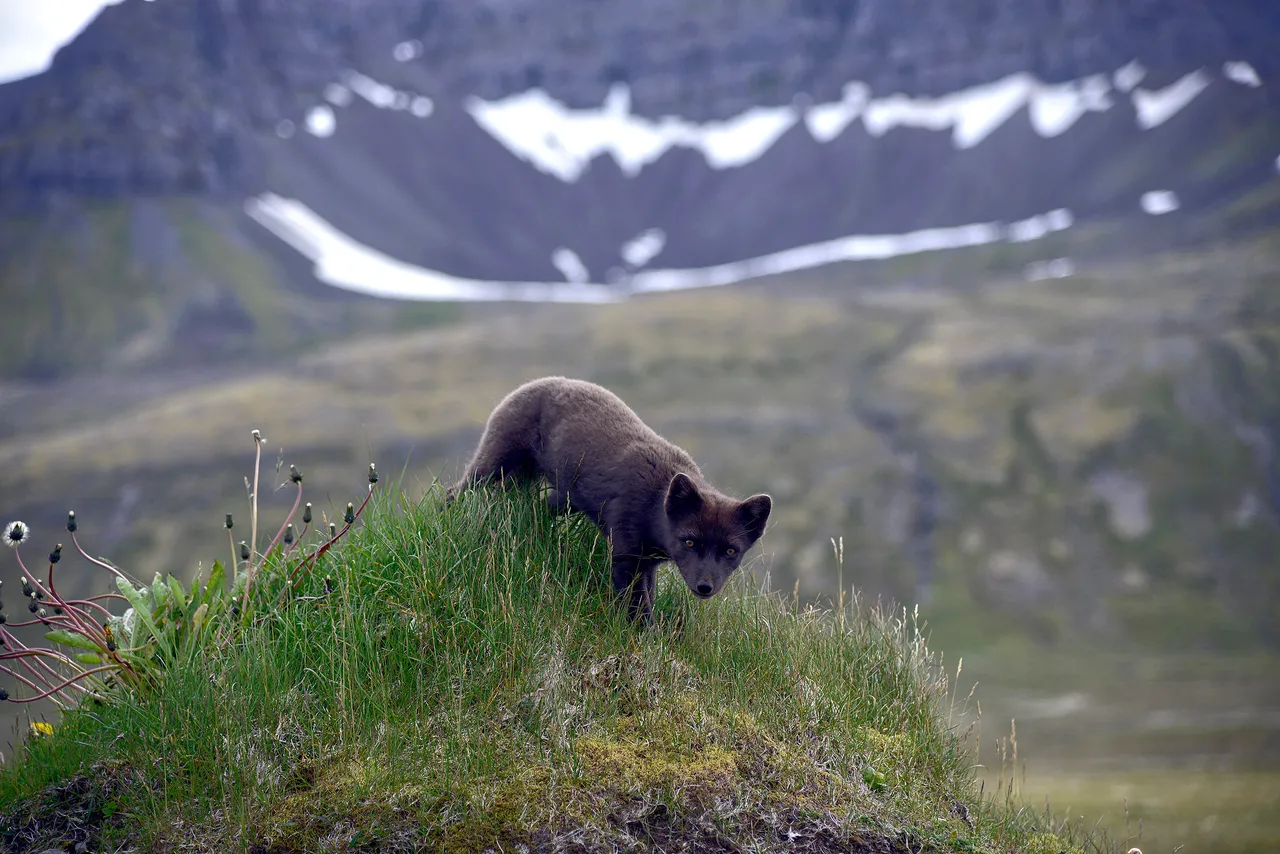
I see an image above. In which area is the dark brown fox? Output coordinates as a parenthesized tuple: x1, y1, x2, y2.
(449, 376, 772, 622)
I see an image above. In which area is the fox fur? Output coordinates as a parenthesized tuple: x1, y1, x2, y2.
(449, 376, 772, 622)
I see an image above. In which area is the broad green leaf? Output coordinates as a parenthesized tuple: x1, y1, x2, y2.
(191, 602, 209, 636)
(44, 629, 100, 651)
(151, 572, 171, 612)
(187, 571, 204, 610)
(116, 578, 173, 661)
(168, 575, 189, 610)
(207, 561, 226, 599)
(75, 653, 102, 665)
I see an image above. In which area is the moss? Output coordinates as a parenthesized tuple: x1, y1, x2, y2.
(1024, 831, 1083, 854)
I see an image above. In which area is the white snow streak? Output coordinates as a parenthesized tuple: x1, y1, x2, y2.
(247, 193, 1076, 303)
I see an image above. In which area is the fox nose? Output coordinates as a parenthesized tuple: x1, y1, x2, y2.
(696, 581, 713, 597)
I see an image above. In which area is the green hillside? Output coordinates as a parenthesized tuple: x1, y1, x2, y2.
(1, 484, 1078, 853)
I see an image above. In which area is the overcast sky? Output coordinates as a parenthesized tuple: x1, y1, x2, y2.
(0, 0, 124, 83)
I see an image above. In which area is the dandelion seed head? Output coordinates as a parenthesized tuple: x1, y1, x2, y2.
(3, 521, 29, 548)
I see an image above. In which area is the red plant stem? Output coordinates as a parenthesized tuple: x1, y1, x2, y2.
(0, 662, 56, 695)
(5, 613, 90, 631)
(2, 649, 85, 703)
(70, 532, 129, 580)
(3, 664, 119, 703)
(289, 484, 377, 588)
(66, 598, 118, 619)
(82, 593, 129, 603)
(4, 647, 91, 697)
(260, 482, 304, 565)
(14, 564, 107, 648)
(2, 650, 58, 692)
(43, 555, 110, 644)
(2, 646, 84, 668)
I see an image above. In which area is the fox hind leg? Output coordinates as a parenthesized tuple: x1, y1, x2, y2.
(450, 390, 544, 501)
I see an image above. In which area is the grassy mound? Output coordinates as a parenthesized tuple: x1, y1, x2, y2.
(1, 484, 1078, 853)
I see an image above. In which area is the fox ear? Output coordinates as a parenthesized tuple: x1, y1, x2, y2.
(735, 494, 772, 542)
(665, 472, 704, 520)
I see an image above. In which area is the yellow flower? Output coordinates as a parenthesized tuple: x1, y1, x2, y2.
(30, 721, 54, 737)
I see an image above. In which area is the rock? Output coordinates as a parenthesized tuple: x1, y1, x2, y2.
(0, 0, 1276, 206)
(1088, 471, 1152, 540)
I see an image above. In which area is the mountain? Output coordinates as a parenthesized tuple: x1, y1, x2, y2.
(1, 0, 1279, 379)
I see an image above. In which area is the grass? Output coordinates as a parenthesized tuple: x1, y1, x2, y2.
(1, 481, 1083, 853)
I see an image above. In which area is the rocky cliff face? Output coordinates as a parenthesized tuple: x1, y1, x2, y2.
(1, 0, 1276, 203)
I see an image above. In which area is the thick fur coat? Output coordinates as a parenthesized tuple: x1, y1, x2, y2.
(450, 376, 772, 621)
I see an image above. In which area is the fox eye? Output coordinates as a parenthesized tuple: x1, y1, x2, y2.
(725, 547, 736, 556)
(684, 539, 696, 549)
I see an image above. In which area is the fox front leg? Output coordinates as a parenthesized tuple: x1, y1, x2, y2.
(611, 556, 656, 624)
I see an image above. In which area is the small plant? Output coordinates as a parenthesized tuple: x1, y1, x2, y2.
(0, 430, 379, 712)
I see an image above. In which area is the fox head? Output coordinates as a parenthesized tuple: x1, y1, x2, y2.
(661, 472, 772, 599)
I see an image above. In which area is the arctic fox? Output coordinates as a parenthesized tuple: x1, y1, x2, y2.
(450, 376, 772, 622)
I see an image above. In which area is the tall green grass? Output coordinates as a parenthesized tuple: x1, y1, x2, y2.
(3, 483, 1082, 853)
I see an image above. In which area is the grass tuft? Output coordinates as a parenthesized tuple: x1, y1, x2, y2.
(2, 479, 1085, 853)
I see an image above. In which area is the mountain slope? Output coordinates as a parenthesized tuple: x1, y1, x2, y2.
(1, 0, 1278, 381)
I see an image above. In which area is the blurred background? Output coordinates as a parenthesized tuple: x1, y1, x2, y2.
(1, 1, 1278, 850)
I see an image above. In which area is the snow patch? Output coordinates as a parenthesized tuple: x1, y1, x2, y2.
(316, 71, 433, 118)
(1007, 208, 1075, 242)
(861, 72, 1111, 148)
(1224, 61, 1262, 88)
(1113, 60, 1147, 93)
(1025, 258, 1076, 281)
(628, 208, 1075, 293)
(324, 83, 353, 108)
(245, 194, 619, 304)
(1140, 190, 1180, 215)
(344, 71, 399, 109)
(247, 194, 1076, 303)
(394, 40, 422, 62)
(1028, 75, 1113, 137)
(622, 228, 667, 268)
(466, 83, 796, 181)
(305, 106, 335, 138)
(469, 60, 1199, 180)
(1132, 70, 1211, 129)
(804, 82, 870, 142)
(551, 248, 590, 284)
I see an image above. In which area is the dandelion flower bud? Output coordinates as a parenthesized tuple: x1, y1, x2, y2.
(368, 463, 379, 484)
(284, 524, 295, 545)
(344, 503, 355, 525)
(66, 511, 78, 533)
(28, 600, 39, 613)
(290, 465, 303, 484)
(239, 541, 251, 561)
(225, 514, 234, 530)
(328, 522, 337, 538)
(49, 544, 62, 565)
(251, 429, 263, 443)
(0, 688, 8, 701)
(303, 503, 313, 524)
